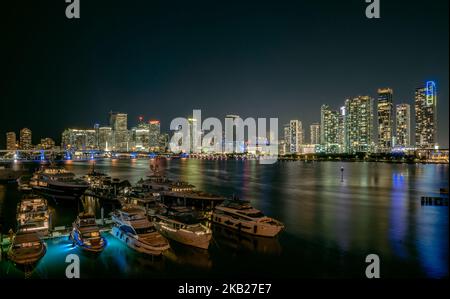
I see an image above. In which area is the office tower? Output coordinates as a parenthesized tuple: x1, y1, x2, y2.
(98, 127, 113, 151)
(19, 128, 32, 150)
(61, 129, 97, 150)
(344, 96, 374, 153)
(377, 88, 394, 152)
(6, 132, 16, 151)
(283, 124, 290, 154)
(320, 105, 340, 153)
(149, 120, 161, 151)
(158, 133, 169, 153)
(310, 123, 320, 145)
(109, 112, 129, 151)
(338, 106, 346, 151)
(289, 120, 302, 153)
(415, 81, 437, 148)
(395, 104, 411, 147)
(131, 119, 150, 151)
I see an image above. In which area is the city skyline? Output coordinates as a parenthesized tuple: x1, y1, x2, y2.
(1, 0, 448, 148)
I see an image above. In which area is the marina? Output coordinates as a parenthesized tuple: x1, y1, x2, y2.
(0, 159, 448, 279)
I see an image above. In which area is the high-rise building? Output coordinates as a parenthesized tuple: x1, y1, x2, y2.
(415, 81, 437, 148)
(109, 112, 129, 151)
(338, 106, 346, 151)
(131, 119, 150, 151)
(289, 120, 302, 153)
(158, 133, 169, 153)
(19, 128, 32, 150)
(310, 123, 320, 145)
(149, 120, 161, 151)
(320, 105, 340, 153)
(62, 129, 97, 150)
(344, 96, 374, 153)
(377, 88, 394, 152)
(283, 124, 290, 154)
(396, 104, 411, 147)
(6, 132, 17, 151)
(98, 127, 113, 151)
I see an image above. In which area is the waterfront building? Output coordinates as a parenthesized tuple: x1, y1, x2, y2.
(415, 81, 438, 148)
(344, 96, 374, 153)
(109, 112, 129, 151)
(98, 126, 113, 151)
(338, 106, 346, 152)
(320, 105, 340, 153)
(62, 128, 97, 150)
(6, 132, 17, 151)
(310, 123, 320, 145)
(158, 133, 169, 153)
(39, 138, 55, 150)
(396, 104, 411, 147)
(289, 120, 303, 153)
(149, 120, 161, 152)
(19, 128, 32, 150)
(377, 88, 394, 152)
(131, 118, 150, 151)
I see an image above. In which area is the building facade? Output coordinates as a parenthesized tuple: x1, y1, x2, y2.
(396, 104, 411, 147)
(344, 96, 374, 153)
(377, 88, 394, 152)
(415, 81, 437, 148)
(19, 128, 32, 150)
(6, 132, 17, 151)
(289, 120, 303, 153)
(310, 123, 320, 145)
(320, 105, 340, 153)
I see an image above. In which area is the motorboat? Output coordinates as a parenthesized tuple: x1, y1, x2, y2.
(16, 194, 50, 236)
(70, 212, 106, 253)
(7, 230, 46, 266)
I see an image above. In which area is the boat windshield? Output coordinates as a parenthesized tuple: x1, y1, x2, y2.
(135, 226, 156, 234)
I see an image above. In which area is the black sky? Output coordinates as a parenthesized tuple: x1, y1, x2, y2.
(1, 0, 448, 147)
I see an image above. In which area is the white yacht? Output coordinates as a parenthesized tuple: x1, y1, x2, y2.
(70, 212, 106, 253)
(212, 199, 285, 237)
(7, 230, 47, 266)
(16, 194, 50, 236)
(111, 207, 170, 256)
(153, 211, 212, 250)
(29, 165, 89, 199)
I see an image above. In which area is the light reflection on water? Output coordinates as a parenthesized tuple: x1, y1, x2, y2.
(0, 160, 448, 278)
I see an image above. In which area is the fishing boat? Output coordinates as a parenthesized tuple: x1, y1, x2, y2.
(16, 194, 50, 236)
(7, 230, 47, 266)
(212, 198, 285, 237)
(111, 207, 170, 256)
(69, 212, 106, 253)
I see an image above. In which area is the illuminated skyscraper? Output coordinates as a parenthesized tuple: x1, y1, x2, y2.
(415, 81, 437, 148)
(109, 112, 129, 151)
(6, 132, 17, 151)
(344, 96, 374, 153)
(377, 88, 394, 152)
(320, 105, 340, 153)
(149, 120, 161, 151)
(40, 138, 55, 150)
(98, 127, 113, 151)
(310, 123, 320, 145)
(131, 118, 150, 151)
(19, 128, 32, 150)
(396, 104, 411, 147)
(283, 124, 290, 154)
(62, 129, 97, 150)
(289, 120, 302, 153)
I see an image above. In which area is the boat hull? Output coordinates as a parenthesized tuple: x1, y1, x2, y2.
(211, 213, 283, 237)
(111, 226, 169, 256)
(70, 230, 106, 253)
(7, 243, 47, 266)
(31, 184, 88, 200)
(153, 222, 211, 250)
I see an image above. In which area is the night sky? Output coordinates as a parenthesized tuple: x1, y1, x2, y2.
(1, 0, 448, 147)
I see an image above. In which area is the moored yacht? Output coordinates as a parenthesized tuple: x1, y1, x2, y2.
(7, 230, 47, 266)
(212, 199, 284, 237)
(111, 207, 170, 256)
(153, 211, 212, 250)
(70, 212, 106, 253)
(29, 165, 89, 199)
(16, 194, 50, 236)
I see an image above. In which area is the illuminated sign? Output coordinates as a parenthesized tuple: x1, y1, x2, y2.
(426, 81, 435, 106)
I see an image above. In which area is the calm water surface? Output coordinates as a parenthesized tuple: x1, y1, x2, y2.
(0, 159, 448, 279)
